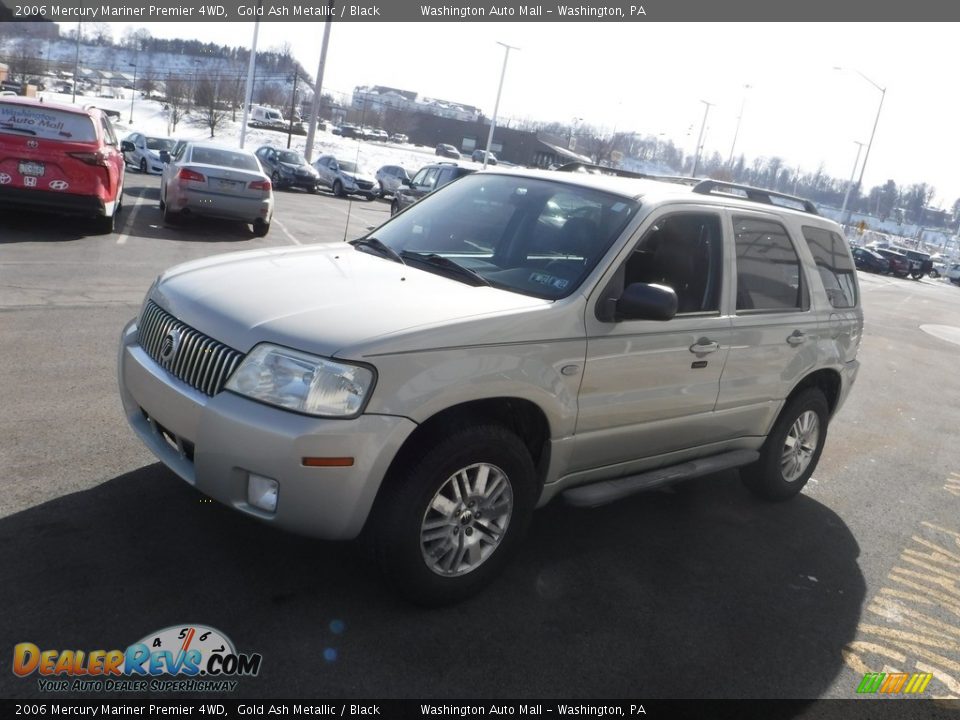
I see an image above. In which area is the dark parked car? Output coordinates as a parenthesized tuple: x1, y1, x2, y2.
(852, 247, 889, 274)
(893, 247, 933, 280)
(254, 145, 319, 192)
(471, 149, 497, 165)
(875, 248, 911, 278)
(435, 143, 460, 159)
(391, 162, 475, 215)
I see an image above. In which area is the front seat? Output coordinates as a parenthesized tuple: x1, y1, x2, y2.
(556, 217, 600, 264)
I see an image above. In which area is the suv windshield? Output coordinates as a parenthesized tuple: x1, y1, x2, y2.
(338, 160, 358, 173)
(370, 174, 640, 299)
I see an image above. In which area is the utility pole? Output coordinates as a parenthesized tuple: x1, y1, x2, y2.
(691, 100, 713, 178)
(483, 41, 520, 170)
(286, 71, 299, 149)
(305, 1, 334, 162)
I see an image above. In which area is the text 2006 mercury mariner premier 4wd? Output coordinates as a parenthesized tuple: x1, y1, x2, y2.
(119, 164, 862, 605)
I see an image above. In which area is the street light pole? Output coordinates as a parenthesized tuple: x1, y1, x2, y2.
(71, 21, 81, 104)
(128, 62, 137, 124)
(839, 141, 865, 228)
(835, 67, 886, 226)
(728, 83, 751, 166)
(239, 15, 261, 149)
(483, 41, 519, 170)
(691, 99, 713, 178)
(286, 71, 299, 149)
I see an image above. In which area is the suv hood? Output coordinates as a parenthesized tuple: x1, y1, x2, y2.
(150, 244, 550, 357)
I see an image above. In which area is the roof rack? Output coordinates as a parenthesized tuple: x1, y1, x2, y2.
(692, 180, 818, 215)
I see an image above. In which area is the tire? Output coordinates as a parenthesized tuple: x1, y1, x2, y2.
(390, 200, 400, 216)
(252, 218, 270, 237)
(139, 158, 147, 174)
(372, 424, 537, 606)
(332, 180, 344, 198)
(742, 387, 829, 501)
(307, 184, 318, 194)
(271, 171, 282, 190)
(93, 211, 116, 234)
(161, 191, 180, 225)
(929, 269, 940, 279)
(365, 193, 375, 201)
(910, 271, 924, 280)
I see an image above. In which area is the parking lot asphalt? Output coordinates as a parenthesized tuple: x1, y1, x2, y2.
(2, 174, 960, 701)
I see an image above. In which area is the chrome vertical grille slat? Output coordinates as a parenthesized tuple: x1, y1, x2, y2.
(136, 301, 245, 398)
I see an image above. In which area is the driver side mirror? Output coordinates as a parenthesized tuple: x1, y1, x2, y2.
(159, 150, 171, 164)
(401, 178, 412, 187)
(121, 140, 134, 153)
(615, 283, 677, 321)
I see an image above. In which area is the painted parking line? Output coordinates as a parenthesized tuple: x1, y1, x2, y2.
(116, 188, 149, 245)
(272, 218, 301, 245)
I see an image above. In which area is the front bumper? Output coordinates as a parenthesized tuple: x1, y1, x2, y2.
(118, 318, 416, 540)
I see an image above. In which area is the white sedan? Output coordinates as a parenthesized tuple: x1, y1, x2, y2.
(122, 133, 176, 174)
(160, 141, 274, 237)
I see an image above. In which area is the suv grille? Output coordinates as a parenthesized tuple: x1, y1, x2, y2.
(138, 301, 245, 397)
(356, 180, 374, 190)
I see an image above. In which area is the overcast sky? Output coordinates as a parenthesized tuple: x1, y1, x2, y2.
(78, 21, 960, 207)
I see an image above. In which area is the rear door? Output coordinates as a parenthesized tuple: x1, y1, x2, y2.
(716, 211, 820, 437)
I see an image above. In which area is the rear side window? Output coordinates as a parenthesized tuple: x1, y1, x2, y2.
(801, 226, 857, 309)
(0, 103, 97, 142)
(734, 216, 808, 312)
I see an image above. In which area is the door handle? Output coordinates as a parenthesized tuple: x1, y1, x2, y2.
(787, 330, 807, 346)
(689, 339, 720, 354)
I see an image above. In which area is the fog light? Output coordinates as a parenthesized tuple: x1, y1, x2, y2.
(247, 473, 279, 513)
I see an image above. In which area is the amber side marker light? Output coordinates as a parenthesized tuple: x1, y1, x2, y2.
(302, 457, 355, 467)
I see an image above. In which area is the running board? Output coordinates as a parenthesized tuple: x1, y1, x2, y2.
(562, 449, 760, 508)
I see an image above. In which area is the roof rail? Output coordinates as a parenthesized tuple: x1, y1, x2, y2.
(692, 180, 818, 215)
(555, 162, 701, 186)
(554, 162, 650, 180)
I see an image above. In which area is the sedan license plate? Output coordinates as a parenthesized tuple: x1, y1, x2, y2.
(19, 161, 45, 177)
(215, 178, 240, 191)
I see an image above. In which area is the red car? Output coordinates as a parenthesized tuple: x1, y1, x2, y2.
(0, 97, 125, 233)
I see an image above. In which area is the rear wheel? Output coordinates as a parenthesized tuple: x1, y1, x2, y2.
(252, 218, 270, 237)
(372, 424, 536, 606)
(910, 271, 925, 280)
(161, 191, 180, 225)
(742, 388, 829, 501)
(271, 171, 282, 190)
(139, 158, 147, 174)
(390, 200, 400, 216)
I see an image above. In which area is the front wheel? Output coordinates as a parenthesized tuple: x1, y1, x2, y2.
(929, 269, 940, 279)
(372, 424, 536, 606)
(332, 180, 344, 197)
(139, 158, 147, 174)
(390, 200, 400, 216)
(742, 388, 829, 501)
(910, 271, 925, 280)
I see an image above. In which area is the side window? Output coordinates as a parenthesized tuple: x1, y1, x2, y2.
(410, 169, 427, 186)
(100, 116, 117, 146)
(172, 141, 186, 161)
(734, 216, 808, 312)
(436, 167, 456, 186)
(620, 212, 723, 314)
(419, 168, 440, 190)
(801, 226, 857, 309)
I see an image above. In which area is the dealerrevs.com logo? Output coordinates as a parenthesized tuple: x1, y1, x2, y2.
(13, 624, 262, 693)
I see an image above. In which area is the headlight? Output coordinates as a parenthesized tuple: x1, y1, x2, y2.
(225, 344, 374, 418)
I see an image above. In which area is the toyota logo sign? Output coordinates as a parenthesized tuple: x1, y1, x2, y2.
(27, 140, 38, 149)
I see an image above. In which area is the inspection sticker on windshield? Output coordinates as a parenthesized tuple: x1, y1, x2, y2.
(529, 271, 569, 290)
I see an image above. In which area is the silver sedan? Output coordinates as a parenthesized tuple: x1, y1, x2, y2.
(160, 142, 274, 237)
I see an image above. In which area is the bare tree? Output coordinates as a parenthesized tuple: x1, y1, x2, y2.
(121, 27, 152, 50)
(256, 82, 285, 108)
(138, 64, 159, 98)
(6, 40, 45, 84)
(89, 22, 113, 47)
(195, 75, 229, 138)
(165, 75, 189, 133)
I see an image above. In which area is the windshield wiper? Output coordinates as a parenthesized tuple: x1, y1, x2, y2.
(0, 123, 36, 136)
(349, 237, 405, 265)
(400, 251, 491, 287)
